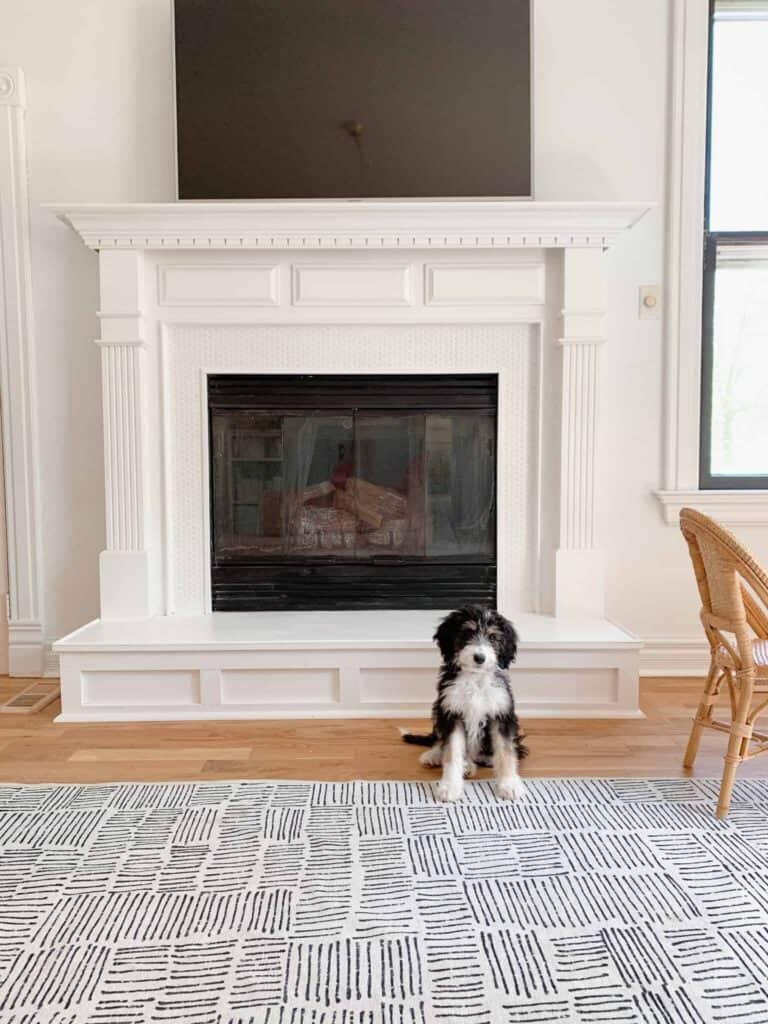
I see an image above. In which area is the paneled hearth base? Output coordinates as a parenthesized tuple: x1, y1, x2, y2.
(54, 611, 642, 721)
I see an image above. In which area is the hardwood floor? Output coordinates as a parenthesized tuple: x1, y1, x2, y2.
(0, 675, 766, 784)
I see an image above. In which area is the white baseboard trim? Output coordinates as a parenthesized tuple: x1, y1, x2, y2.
(639, 637, 708, 677)
(8, 621, 46, 677)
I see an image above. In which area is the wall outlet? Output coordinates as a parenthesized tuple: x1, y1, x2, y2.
(639, 285, 660, 319)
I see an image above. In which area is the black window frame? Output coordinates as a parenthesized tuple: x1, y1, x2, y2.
(700, 0, 768, 489)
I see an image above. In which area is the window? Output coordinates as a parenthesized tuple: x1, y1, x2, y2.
(701, 0, 768, 487)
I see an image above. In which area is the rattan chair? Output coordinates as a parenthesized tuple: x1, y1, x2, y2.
(680, 507, 768, 817)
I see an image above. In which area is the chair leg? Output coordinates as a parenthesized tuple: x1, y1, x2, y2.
(716, 670, 755, 819)
(684, 663, 721, 769)
(717, 750, 742, 819)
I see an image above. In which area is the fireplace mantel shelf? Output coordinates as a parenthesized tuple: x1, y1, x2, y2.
(48, 200, 652, 251)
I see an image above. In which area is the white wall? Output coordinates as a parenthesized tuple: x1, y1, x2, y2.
(536, 0, 696, 644)
(537, 0, 768, 655)
(0, 0, 738, 669)
(0, 0, 176, 652)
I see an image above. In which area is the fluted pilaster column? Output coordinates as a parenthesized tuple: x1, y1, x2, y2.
(97, 250, 155, 619)
(555, 248, 607, 619)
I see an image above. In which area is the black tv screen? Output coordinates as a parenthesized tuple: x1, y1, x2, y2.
(174, 0, 531, 199)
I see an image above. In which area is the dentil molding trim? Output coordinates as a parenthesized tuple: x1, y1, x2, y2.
(48, 201, 652, 252)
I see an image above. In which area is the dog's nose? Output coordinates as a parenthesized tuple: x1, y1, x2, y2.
(473, 651, 486, 665)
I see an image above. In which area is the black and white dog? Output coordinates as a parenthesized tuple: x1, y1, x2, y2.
(401, 605, 528, 803)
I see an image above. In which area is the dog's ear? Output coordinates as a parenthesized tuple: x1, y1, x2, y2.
(490, 611, 518, 668)
(433, 609, 464, 662)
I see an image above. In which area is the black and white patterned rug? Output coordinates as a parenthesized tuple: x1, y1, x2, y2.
(1, 778, 768, 1024)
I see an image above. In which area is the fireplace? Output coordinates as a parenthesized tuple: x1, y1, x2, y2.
(51, 201, 648, 720)
(208, 374, 497, 610)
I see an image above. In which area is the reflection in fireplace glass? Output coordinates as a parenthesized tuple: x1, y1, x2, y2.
(212, 411, 495, 560)
(208, 374, 497, 610)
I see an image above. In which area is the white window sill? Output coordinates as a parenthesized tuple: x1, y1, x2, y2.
(655, 490, 768, 526)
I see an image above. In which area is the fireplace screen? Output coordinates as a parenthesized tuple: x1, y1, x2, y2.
(209, 375, 497, 610)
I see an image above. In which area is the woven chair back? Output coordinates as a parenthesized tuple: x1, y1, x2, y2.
(679, 507, 768, 670)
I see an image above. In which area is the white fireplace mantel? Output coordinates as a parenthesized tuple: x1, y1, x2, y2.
(50, 199, 652, 721)
(51, 200, 650, 252)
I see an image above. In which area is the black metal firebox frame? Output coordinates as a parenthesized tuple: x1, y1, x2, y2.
(208, 374, 498, 611)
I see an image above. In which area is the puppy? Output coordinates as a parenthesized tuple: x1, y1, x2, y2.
(401, 605, 528, 803)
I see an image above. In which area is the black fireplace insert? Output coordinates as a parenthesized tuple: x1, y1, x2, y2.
(208, 374, 497, 611)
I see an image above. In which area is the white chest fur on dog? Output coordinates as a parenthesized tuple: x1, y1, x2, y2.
(440, 670, 512, 756)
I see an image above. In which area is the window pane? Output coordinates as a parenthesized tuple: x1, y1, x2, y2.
(709, 247, 768, 476)
(709, 9, 768, 230)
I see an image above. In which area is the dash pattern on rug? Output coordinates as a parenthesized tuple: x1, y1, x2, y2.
(1, 778, 768, 1023)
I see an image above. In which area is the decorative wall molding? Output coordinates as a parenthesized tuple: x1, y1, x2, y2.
(662, 2, 710, 495)
(148, 251, 551, 325)
(49, 201, 652, 252)
(0, 67, 46, 676)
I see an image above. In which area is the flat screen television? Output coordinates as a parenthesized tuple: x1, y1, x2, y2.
(173, 0, 531, 199)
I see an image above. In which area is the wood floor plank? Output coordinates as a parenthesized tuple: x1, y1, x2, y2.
(0, 673, 766, 782)
(68, 746, 253, 762)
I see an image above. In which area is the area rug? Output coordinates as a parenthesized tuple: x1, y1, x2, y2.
(1, 778, 768, 1024)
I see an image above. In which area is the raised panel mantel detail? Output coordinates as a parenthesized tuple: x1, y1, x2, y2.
(291, 264, 412, 306)
(159, 264, 280, 307)
(425, 262, 545, 306)
(49, 201, 652, 252)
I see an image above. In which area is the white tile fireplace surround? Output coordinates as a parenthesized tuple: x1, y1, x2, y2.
(51, 201, 650, 721)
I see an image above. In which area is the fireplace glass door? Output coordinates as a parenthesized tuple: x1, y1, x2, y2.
(209, 375, 496, 610)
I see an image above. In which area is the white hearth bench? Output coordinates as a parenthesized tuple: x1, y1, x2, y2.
(50, 201, 650, 721)
(55, 611, 640, 720)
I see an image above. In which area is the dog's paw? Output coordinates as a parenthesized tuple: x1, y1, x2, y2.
(436, 780, 463, 803)
(496, 777, 527, 801)
(419, 747, 442, 768)
(463, 759, 477, 778)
